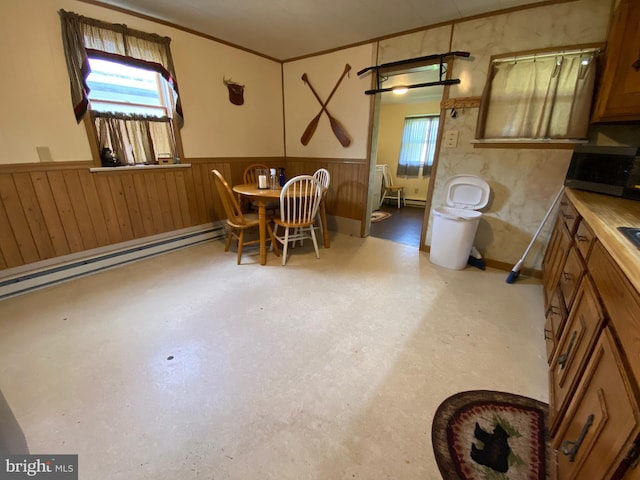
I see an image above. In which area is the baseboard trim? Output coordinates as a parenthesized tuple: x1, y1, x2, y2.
(0, 224, 226, 300)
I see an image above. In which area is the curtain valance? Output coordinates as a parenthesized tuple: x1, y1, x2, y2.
(58, 9, 183, 126)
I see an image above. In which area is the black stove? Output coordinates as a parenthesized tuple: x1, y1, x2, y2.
(618, 227, 640, 249)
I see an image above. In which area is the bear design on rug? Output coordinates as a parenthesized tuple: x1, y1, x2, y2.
(470, 422, 511, 473)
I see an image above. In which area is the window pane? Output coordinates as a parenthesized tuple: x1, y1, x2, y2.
(397, 115, 439, 177)
(87, 58, 169, 117)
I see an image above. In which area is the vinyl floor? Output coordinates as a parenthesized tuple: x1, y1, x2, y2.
(0, 231, 548, 479)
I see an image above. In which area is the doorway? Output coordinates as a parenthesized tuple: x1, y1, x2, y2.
(367, 65, 445, 247)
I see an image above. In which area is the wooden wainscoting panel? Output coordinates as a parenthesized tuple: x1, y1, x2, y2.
(188, 164, 209, 226)
(285, 157, 368, 221)
(47, 170, 85, 252)
(107, 175, 136, 242)
(13, 172, 57, 260)
(0, 173, 42, 265)
(164, 172, 184, 231)
(141, 172, 165, 234)
(0, 200, 18, 269)
(93, 173, 123, 245)
(30, 171, 72, 258)
(132, 174, 158, 237)
(63, 170, 100, 251)
(120, 174, 147, 239)
(174, 170, 193, 228)
(77, 169, 112, 247)
(196, 162, 216, 225)
(0, 158, 287, 271)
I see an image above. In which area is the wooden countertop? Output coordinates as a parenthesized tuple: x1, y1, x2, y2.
(565, 188, 640, 292)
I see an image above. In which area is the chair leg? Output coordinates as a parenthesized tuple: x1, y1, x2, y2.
(237, 229, 245, 265)
(224, 229, 233, 252)
(267, 223, 280, 257)
(309, 225, 320, 259)
(282, 227, 290, 266)
(397, 190, 401, 209)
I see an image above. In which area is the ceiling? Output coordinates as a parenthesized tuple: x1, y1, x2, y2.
(96, 0, 548, 61)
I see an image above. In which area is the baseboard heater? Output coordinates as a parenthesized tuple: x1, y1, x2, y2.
(0, 223, 226, 300)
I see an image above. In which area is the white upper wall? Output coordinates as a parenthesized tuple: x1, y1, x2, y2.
(0, 0, 284, 164)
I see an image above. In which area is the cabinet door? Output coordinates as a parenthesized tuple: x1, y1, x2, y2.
(543, 217, 573, 309)
(549, 276, 605, 433)
(545, 287, 569, 364)
(592, 0, 640, 122)
(589, 241, 640, 385)
(551, 328, 640, 480)
(559, 195, 580, 236)
(574, 219, 595, 263)
(559, 246, 586, 312)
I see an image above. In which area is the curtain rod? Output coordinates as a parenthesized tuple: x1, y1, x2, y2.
(492, 48, 600, 64)
(357, 51, 470, 76)
(364, 79, 460, 95)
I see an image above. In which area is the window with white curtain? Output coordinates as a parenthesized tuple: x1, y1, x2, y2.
(397, 115, 440, 178)
(476, 48, 599, 140)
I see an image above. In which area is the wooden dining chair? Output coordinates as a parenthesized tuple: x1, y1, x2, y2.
(211, 169, 279, 264)
(243, 163, 270, 185)
(273, 175, 323, 265)
(381, 164, 406, 208)
(312, 168, 330, 242)
(242, 163, 279, 214)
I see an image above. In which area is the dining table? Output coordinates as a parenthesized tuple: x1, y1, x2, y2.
(232, 183, 330, 265)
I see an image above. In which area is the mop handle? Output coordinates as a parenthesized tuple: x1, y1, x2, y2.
(521, 187, 565, 259)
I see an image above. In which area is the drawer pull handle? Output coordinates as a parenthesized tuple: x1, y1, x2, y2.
(563, 213, 574, 220)
(546, 305, 560, 317)
(563, 272, 571, 281)
(576, 235, 587, 242)
(544, 328, 553, 340)
(557, 331, 577, 369)
(561, 414, 594, 462)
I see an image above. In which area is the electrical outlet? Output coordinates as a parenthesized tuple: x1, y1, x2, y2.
(414, 188, 419, 194)
(36, 146, 52, 162)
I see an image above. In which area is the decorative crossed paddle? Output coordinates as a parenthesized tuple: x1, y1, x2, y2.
(301, 64, 352, 147)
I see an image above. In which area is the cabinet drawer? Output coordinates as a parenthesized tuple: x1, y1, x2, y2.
(545, 287, 569, 364)
(559, 195, 580, 235)
(549, 276, 606, 433)
(589, 241, 640, 384)
(559, 246, 586, 311)
(574, 220, 595, 262)
(551, 327, 640, 480)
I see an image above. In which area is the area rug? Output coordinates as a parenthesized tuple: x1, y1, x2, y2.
(432, 390, 549, 480)
(371, 211, 391, 223)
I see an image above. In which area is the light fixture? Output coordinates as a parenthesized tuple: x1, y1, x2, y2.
(392, 86, 408, 95)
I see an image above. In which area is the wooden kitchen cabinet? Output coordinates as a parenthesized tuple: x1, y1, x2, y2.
(542, 189, 640, 479)
(550, 327, 640, 480)
(549, 275, 605, 433)
(592, 0, 640, 122)
(545, 286, 568, 363)
(543, 215, 573, 309)
(558, 246, 586, 312)
(574, 220, 595, 262)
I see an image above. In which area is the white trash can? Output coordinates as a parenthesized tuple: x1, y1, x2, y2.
(430, 175, 490, 270)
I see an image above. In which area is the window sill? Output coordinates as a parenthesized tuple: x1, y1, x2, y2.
(89, 163, 191, 173)
(471, 138, 588, 150)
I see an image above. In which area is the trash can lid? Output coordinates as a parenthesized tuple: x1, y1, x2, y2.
(444, 175, 490, 210)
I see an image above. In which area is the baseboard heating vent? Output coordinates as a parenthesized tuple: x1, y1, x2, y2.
(405, 199, 427, 208)
(0, 223, 226, 300)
